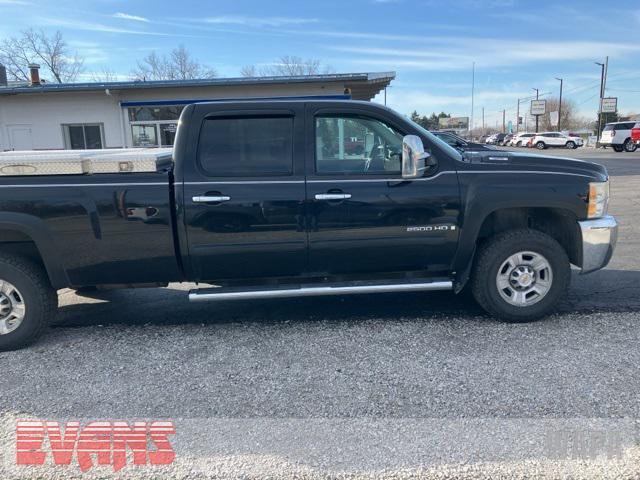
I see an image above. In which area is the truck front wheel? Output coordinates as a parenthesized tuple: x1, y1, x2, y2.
(0, 254, 57, 351)
(471, 229, 570, 322)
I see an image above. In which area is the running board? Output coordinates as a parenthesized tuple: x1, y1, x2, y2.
(188, 279, 453, 302)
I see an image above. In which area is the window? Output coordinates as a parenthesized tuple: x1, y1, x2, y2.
(63, 124, 104, 149)
(315, 115, 403, 175)
(128, 106, 184, 122)
(131, 124, 158, 147)
(198, 116, 293, 176)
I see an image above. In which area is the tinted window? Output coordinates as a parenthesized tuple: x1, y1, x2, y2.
(198, 117, 293, 176)
(315, 115, 403, 174)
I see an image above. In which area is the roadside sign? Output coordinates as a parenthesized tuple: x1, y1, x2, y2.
(507, 121, 513, 133)
(601, 97, 617, 113)
(550, 111, 559, 127)
(530, 100, 546, 116)
(438, 116, 469, 131)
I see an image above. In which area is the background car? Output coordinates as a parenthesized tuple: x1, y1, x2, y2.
(599, 121, 640, 152)
(430, 131, 497, 151)
(500, 133, 514, 146)
(510, 133, 536, 147)
(531, 132, 584, 150)
(486, 133, 507, 145)
(632, 126, 640, 147)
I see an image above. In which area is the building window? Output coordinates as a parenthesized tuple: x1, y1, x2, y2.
(63, 124, 104, 150)
(128, 106, 184, 122)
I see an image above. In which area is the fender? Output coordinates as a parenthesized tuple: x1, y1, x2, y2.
(451, 177, 587, 291)
(0, 212, 69, 288)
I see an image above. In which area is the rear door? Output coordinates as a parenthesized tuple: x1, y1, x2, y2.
(181, 103, 307, 282)
(304, 103, 460, 277)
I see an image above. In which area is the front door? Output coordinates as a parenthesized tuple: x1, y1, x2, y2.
(8, 124, 33, 150)
(305, 105, 460, 277)
(182, 105, 307, 282)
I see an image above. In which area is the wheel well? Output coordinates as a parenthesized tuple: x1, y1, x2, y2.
(0, 230, 50, 279)
(477, 207, 580, 265)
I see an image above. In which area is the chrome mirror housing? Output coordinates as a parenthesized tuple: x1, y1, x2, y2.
(402, 135, 431, 179)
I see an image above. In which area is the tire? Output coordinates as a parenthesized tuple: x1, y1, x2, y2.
(0, 254, 57, 351)
(471, 229, 570, 322)
(516, 141, 522, 147)
(613, 145, 624, 152)
(623, 138, 637, 153)
(535, 141, 546, 150)
(566, 141, 575, 149)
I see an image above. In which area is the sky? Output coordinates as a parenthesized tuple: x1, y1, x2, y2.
(1, 0, 639, 128)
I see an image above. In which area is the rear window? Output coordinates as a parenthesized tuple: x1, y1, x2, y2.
(198, 116, 293, 176)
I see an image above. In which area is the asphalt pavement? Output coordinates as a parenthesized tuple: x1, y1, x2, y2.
(2, 148, 640, 479)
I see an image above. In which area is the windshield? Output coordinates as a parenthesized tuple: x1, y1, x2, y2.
(407, 119, 463, 161)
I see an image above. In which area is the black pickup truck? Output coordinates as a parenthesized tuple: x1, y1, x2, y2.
(0, 100, 618, 350)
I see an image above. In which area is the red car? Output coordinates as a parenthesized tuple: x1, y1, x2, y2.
(632, 127, 640, 147)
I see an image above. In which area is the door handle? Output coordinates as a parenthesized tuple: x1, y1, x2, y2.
(315, 193, 352, 201)
(192, 195, 231, 203)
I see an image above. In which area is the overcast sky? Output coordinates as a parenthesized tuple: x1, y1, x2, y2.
(1, 0, 639, 127)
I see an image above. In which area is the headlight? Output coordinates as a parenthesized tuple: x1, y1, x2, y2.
(588, 181, 609, 218)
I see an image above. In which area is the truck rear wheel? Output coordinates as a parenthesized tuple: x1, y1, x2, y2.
(0, 254, 57, 351)
(471, 229, 570, 322)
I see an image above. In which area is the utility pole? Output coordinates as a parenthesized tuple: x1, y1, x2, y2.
(595, 57, 608, 146)
(516, 99, 520, 133)
(502, 109, 506, 133)
(532, 88, 539, 133)
(470, 61, 475, 135)
(482, 107, 485, 136)
(555, 77, 563, 132)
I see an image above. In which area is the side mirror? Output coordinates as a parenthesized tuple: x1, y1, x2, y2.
(402, 135, 433, 179)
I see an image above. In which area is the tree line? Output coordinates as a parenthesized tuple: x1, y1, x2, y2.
(0, 29, 332, 84)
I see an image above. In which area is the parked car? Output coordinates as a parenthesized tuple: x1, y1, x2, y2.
(0, 99, 617, 350)
(631, 126, 640, 148)
(510, 133, 536, 147)
(430, 131, 497, 151)
(531, 132, 584, 150)
(500, 134, 514, 146)
(599, 121, 640, 152)
(485, 134, 499, 144)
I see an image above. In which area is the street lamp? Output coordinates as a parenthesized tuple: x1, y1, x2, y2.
(595, 60, 607, 145)
(532, 88, 539, 133)
(555, 77, 563, 132)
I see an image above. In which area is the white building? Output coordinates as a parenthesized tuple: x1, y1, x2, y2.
(0, 66, 394, 151)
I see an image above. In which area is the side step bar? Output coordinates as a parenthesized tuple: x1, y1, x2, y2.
(188, 279, 453, 302)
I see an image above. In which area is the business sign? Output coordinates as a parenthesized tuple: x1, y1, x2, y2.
(601, 97, 617, 113)
(530, 100, 546, 116)
(438, 116, 469, 130)
(549, 111, 559, 127)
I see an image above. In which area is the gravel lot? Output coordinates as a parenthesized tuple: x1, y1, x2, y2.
(2, 150, 640, 479)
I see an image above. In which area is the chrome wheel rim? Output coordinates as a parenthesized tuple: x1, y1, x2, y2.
(0, 280, 26, 335)
(496, 251, 553, 307)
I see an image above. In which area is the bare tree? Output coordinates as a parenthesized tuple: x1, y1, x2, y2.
(535, 97, 585, 131)
(0, 29, 83, 83)
(241, 55, 333, 77)
(90, 68, 120, 83)
(133, 45, 216, 81)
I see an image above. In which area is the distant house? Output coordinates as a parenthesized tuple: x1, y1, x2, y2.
(0, 64, 394, 151)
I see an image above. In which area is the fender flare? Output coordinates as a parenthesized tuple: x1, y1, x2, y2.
(0, 213, 69, 288)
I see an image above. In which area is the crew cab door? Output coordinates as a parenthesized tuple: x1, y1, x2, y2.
(304, 104, 460, 277)
(181, 104, 307, 282)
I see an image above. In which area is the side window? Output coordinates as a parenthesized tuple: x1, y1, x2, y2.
(315, 115, 403, 175)
(198, 116, 293, 176)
